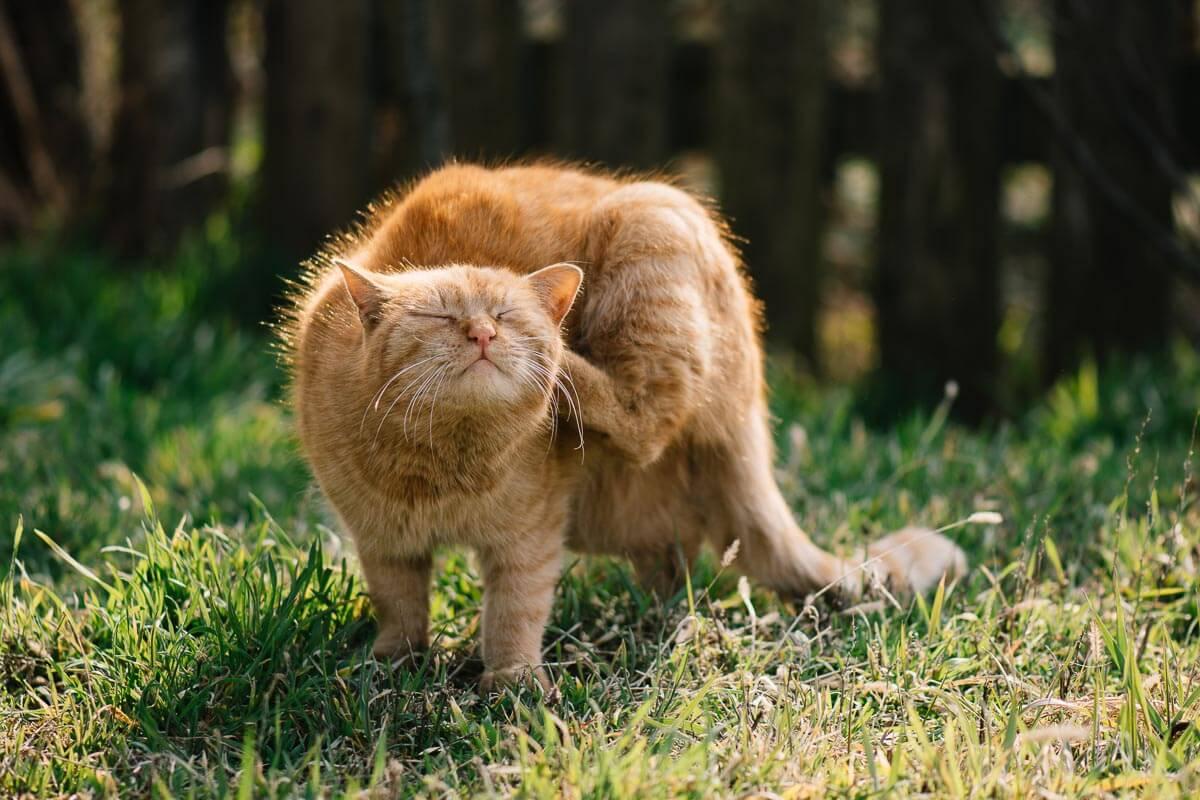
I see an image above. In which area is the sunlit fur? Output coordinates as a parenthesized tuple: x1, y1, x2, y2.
(281, 162, 967, 690)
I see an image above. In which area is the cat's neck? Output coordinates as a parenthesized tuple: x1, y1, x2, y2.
(355, 407, 551, 504)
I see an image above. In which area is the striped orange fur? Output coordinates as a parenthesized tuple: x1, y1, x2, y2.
(281, 163, 966, 691)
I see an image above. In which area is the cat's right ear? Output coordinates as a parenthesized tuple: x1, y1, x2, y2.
(336, 259, 386, 330)
(526, 263, 583, 326)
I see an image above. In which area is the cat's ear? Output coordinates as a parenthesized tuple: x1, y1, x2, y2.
(336, 258, 386, 329)
(526, 263, 583, 326)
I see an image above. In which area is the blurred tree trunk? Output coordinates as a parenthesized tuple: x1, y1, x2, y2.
(559, 0, 669, 169)
(1046, 0, 1181, 379)
(876, 0, 1001, 420)
(432, 0, 521, 161)
(262, 0, 371, 262)
(104, 0, 233, 256)
(715, 0, 827, 368)
(0, 0, 91, 235)
(370, 0, 446, 188)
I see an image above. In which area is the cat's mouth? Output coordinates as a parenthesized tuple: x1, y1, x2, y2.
(463, 356, 500, 375)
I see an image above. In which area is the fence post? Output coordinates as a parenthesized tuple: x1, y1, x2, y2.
(103, 0, 233, 256)
(714, 0, 827, 368)
(431, 0, 522, 162)
(559, 0, 669, 169)
(261, 0, 371, 262)
(875, 0, 1002, 419)
(1045, 0, 1181, 379)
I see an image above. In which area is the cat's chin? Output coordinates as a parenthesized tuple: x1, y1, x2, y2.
(454, 364, 526, 405)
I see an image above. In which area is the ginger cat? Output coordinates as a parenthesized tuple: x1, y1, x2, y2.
(283, 163, 966, 691)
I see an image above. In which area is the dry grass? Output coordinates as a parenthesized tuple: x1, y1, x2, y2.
(2, 248, 1200, 797)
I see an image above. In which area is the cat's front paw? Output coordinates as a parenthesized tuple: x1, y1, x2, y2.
(865, 527, 967, 596)
(480, 663, 556, 700)
(372, 629, 428, 664)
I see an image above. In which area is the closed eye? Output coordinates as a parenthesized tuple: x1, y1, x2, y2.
(411, 311, 456, 322)
(495, 309, 516, 320)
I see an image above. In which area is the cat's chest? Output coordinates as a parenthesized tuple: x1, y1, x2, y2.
(342, 464, 555, 556)
(394, 492, 514, 547)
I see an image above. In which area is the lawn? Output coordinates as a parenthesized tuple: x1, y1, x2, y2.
(3, 245, 1200, 798)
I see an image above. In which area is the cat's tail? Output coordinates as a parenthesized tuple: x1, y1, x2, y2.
(731, 480, 967, 604)
(854, 526, 969, 598)
(719, 418, 967, 604)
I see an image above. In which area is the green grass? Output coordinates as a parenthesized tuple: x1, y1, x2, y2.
(3, 245, 1200, 797)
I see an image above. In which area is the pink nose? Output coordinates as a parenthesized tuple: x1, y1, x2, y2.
(467, 321, 495, 354)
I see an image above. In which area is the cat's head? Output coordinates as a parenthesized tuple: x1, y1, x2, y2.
(336, 259, 582, 430)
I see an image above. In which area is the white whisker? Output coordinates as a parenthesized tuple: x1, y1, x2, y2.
(426, 364, 454, 450)
(372, 360, 443, 447)
(401, 362, 448, 443)
(360, 354, 441, 434)
(508, 338, 586, 459)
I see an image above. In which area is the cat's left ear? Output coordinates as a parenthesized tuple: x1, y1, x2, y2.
(335, 258, 387, 330)
(526, 263, 583, 326)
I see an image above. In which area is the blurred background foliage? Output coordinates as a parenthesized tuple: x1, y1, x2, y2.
(3, 237, 1199, 580)
(1, 0, 1198, 420)
(3, 5, 1200, 792)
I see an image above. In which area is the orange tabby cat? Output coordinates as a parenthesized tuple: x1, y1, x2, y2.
(282, 163, 966, 691)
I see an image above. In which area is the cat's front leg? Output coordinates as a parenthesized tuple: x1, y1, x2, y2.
(360, 552, 433, 661)
(477, 535, 563, 695)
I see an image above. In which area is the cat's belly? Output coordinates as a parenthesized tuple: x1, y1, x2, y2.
(566, 440, 710, 558)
